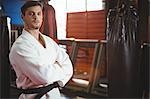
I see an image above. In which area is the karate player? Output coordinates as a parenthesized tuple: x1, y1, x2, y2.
(9, 1, 73, 99)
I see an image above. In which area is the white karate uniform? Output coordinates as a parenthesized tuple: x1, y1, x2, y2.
(9, 29, 73, 99)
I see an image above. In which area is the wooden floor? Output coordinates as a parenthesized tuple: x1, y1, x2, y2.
(9, 87, 104, 99)
(61, 88, 104, 99)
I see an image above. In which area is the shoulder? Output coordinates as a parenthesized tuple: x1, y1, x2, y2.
(41, 34, 58, 45)
(10, 35, 35, 56)
(41, 34, 61, 52)
(13, 35, 33, 48)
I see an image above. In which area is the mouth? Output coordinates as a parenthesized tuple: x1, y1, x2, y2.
(33, 20, 40, 24)
(34, 22, 39, 24)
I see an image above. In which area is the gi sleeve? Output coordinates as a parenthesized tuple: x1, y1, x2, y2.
(55, 44, 73, 86)
(9, 42, 72, 86)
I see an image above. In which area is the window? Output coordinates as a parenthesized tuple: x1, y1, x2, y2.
(67, 0, 104, 12)
(49, 0, 104, 39)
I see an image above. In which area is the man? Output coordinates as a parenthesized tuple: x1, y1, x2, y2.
(9, 1, 73, 99)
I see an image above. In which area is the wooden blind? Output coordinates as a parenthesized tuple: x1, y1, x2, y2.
(66, 10, 106, 40)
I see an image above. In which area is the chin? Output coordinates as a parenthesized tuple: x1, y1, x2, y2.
(35, 27, 40, 29)
(32, 25, 40, 29)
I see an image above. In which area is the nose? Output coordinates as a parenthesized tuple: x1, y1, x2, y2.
(33, 13, 40, 20)
(33, 14, 38, 19)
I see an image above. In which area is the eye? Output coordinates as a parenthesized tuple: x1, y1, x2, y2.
(37, 12, 42, 16)
(28, 12, 34, 16)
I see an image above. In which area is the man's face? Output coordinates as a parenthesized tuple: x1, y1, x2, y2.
(22, 6, 43, 30)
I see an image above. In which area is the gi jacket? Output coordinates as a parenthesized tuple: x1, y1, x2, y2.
(9, 29, 73, 99)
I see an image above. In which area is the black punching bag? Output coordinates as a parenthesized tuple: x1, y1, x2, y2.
(0, 16, 11, 98)
(107, 1, 142, 98)
(141, 43, 150, 98)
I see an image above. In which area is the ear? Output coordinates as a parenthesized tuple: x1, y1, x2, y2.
(21, 14, 24, 21)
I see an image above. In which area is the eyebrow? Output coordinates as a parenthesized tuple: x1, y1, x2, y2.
(27, 10, 42, 13)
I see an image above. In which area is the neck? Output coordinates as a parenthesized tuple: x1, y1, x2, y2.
(24, 27, 46, 48)
(24, 28, 40, 40)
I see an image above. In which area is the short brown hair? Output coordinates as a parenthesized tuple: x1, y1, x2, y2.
(21, 1, 43, 15)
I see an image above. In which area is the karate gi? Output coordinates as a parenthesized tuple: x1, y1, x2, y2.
(9, 29, 73, 99)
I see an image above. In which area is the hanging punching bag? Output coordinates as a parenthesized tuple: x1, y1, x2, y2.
(40, 0, 57, 39)
(0, 16, 11, 98)
(107, 1, 142, 98)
